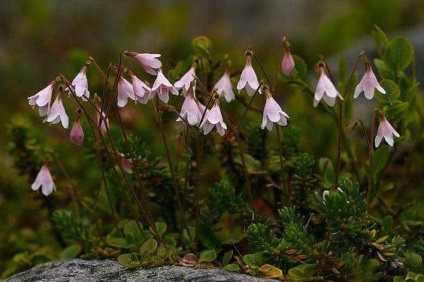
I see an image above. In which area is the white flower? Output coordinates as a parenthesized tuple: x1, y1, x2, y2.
(375, 117, 400, 147)
(200, 100, 227, 136)
(261, 93, 289, 131)
(150, 69, 178, 103)
(126, 52, 162, 75)
(354, 67, 386, 99)
(237, 54, 261, 96)
(174, 66, 196, 96)
(314, 69, 343, 107)
(176, 90, 203, 126)
(71, 65, 90, 100)
(31, 165, 56, 196)
(214, 72, 235, 102)
(130, 74, 151, 104)
(117, 77, 135, 107)
(322, 190, 330, 202)
(28, 82, 54, 117)
(45, 94, 69, 128)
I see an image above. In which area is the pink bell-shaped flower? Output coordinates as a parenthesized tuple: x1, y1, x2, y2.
(45, 93, 69, 128)
(71, 65, 90, 100)
(314, 65, 343, 107)
(31, 164, 56, 196)
(174, 64, 197, 96)
(375, 117, 400, 147)
(200, 99, 227, 136)
(150, 69, 178, 103)
(176, 88, 203, 126)
(117, 153, 133, 174)
(117, 77, 135, 107)
(214, 72, 235, 102)
(354, 64, 386, 100)
(130, 73, 151, 104)
(125, 52, 162, 75)
(237, 51, 261, 96)
(70, 113, 84, 145)
(28, 81, 55, 117)
(261, 87, 289, 131)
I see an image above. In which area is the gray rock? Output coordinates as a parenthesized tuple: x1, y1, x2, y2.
(7, 259, 272, 282)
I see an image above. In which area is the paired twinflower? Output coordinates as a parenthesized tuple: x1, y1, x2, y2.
(375, 115, 400, 147)
(261, 85, 289, 131)
(200, 98, 227, 136)
(314, 62, 343, 107)
(176, 86, 204, 126)
(354, 60, 386, 99)
(150, 69, 179, 103)
(237, 50, 261, 96)
(45, 91, 69, 128)
(174, 62, 197, 96)
(28, 81, 55, 117)
(70, 65, 90, 100)
(31, 164, 55, 196)
(214, 71, 235, 102)
(124, 52, 162, 75)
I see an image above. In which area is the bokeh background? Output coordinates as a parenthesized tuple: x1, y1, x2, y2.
(1, 0, 424, 276)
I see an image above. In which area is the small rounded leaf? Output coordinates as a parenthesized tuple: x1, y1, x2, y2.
(384, 36, 414, 72)
(192, 36, 212, 58)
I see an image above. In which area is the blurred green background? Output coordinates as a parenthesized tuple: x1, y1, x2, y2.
(1, 0, 424, 276)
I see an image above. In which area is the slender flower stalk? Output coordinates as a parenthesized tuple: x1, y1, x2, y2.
(31, 164, 56, 196)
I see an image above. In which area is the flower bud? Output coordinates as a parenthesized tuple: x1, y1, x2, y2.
(70, 114, 84, 145)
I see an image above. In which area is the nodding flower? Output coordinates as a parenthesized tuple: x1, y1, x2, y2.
(261, 86, 289, 131)
(71, 65, 90, 100)
(314, 63, 343, 107)
(28, 81, 55, 117)
(214, 71, 235, 102)
(237, 50, 261, 96)
(150, 69, 178, 104)
(200, 99, 227, 136)
(124, 52, 162, 75)
(375, 116, 400, 147)
(176, 88, 203, 126)
(45, 91, 69, 128)
(354, 61, 386, 100)
(117, 77, 135, 107)
(174, 63, 197, 96)
(31, 164, 56, 196)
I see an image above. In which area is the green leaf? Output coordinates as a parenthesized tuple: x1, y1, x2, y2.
(319, 158, 334, 188)
(106, 237, 127, 248)
(373, 59, 393, 80)
(154, 222, 167, 237)
(384, 36, 414, 72)
(373, 25, 390, 47)
(124, 220, 142, 238)
(222, 250, 233, 267)
(385, 101, 409, 121)
(140, 239, 158, 255)
(223, 263, 240, 272)
(243, 252, 266, 267)
(117, 253, 141, 268)
(287, 263, 316, 280)
(60, 245, 82, 259)
(192, 36, 212, 58)
(198, 249, 217, 263)
(292, 55, 307, 79)
(373, 145, 390, 175)
(197, 221, 221, 249)
(375, 79, 400, 106)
